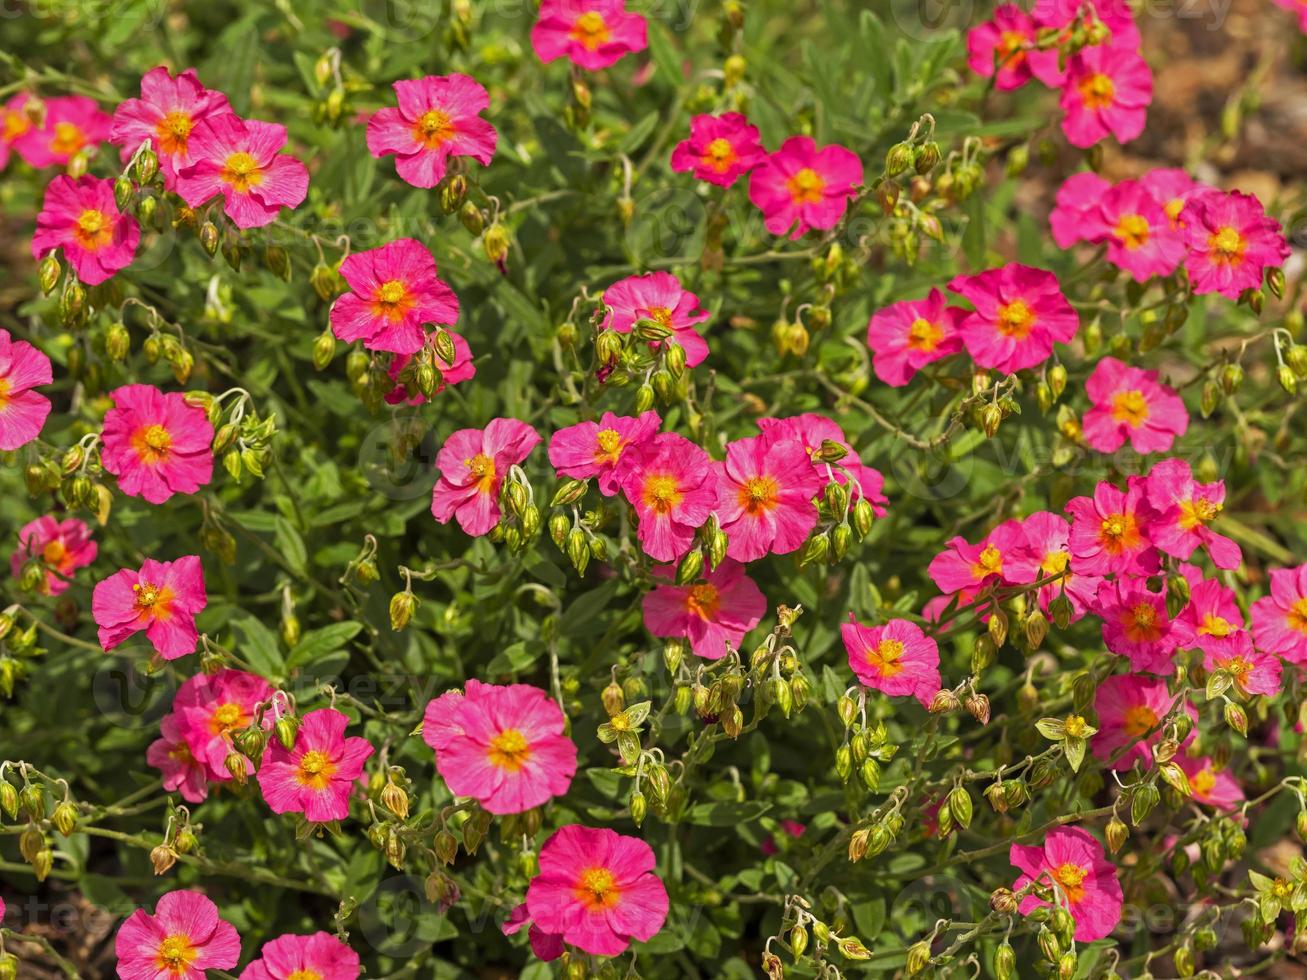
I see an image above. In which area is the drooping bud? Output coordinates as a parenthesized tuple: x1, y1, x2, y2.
(52, 800, 77, 836)
(389, 591, 416, 631)
(150, 844, 178, 875)
(39, 253, 62, 294)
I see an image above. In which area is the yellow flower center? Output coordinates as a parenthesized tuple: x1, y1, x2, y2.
(971, 543, 1003, 580)
(1288, 598, 1307, 636)
(155, 934, 198, 973)
(1199, 614, 1235, 637)
(569, 10, 611, 50)
(738, 475, 780, 515)
(865, 638, 905, 678)
(906, 317, 943, 353)
(1063, 714, 1088, 738)
(1098, 513, 1140, 554)
(220, 151, 263, 192)
(594, 428, 623, 463)
(1220, 656, 1254, 687)
(464, 453, 497, 494)
(209, 702, 247, 736)
(50, 121, 86, 157)
(1114, 213, 1151, 250)
(997, 30, 1028, 66)
(1110, 390, 1149, 427)
(1178, 497, 1220, 530)
(1122, 704, 1158, 738)
(42, 539, 70, 568)
(130, 423, 173, 464)
(785, 167, 826, 206)
(686, 583, 720, 620)
(133, 582, 161, 608)
(155, 110, 194, 155)
(1078, 73, 1115, 109)
(296, 749, 337, 791)
(995, 299, 1036, 339)
(286, 971, 323, 980)
(1208, 226, 1247, 266)
(412, 108, 455, 149)
(702, 137, 738, 173)
(74, 208, 112, 251)
(2, 108, 30, 143)
(574, 866, 621, 909)
(1190, 767, 1216, 797)
(1053, 862, 1088, 903)
(642, 474, 683, 515)
(1040, 549, 1070, 578)
(371, 279, 414, 322)
(486, 728, 532, 772)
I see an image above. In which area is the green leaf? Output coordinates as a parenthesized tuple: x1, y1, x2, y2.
(274, 516, 308, 575)
(287, 622, 362, 669)
(232, 615, 284, 677)
(686, 800, 772, 826)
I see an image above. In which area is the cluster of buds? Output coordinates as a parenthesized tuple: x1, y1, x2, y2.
(150, 805, 200, 875)
(383, 329, 460, 403)
(834, 693, 900, 795)
(797, 441, 876, 567)
(0, 765, 69, 882)
(486, 465, 540, 554)
(769, 291, 834, 360)
(763, 894, 874, 978)
(611, 722, 678, 828)
(548, 481, 610, 575)
(201, 389, 277, 483)
(746, 607, 811, 721)
(965, 371, 1022, 440)
(846, 799, 907, 864)
(345, 348, 397, 413)
(673, 514, 729, 588)
(592, 316, 691, 412)
(22, 433, 112, 523)
(0, 610, 44, 698)
(310, 48, 363, 128)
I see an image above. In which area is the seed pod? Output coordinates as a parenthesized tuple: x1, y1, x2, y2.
(150, 844, 178, 875)
(52, 800, 77, 836)
(948, 786, 973, 828)
(20, 783, 46, 821)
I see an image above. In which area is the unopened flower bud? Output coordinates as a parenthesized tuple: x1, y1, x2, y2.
(134, 147, 159, 184)
(224, 752, 249, 784)
(199, 221, 220, 257)
(389, 591, 416, 631)
(52, 800, 77, 836)
(39, 253, 62, 294)
(1106, 815, 1128, 854)
(150, 844, 178, 875)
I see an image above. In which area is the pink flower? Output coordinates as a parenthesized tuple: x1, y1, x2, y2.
(19, 95, 111, 168)
(548, 410, 661, 496)
(385, 331, 476, 405)
(431, 418, 541, 537)
(748, 136, 863, 240)
(258, 708, 374, 823)
(1, 94, 37, 169)
(503, 904, 566, 961)
(1010, 512, 1101, 621)
(1251, 565, 1307, 665)
(524, 825, 669, 956)
(100, 384, 214, 504)
(172, 669, 274, 781)
(530, 0, 648, 71)
(619, 432, 717, 563)
(32, 175, 140, 285)
(1173, 565, 1247, 660)
(841, 616, 941, 709)
(1092, 675, 1190, 770)
(0, 328, 53, 451)
(1096, 180, 1185, 282)
(330, 239, 460, 356)
(146, 713, 210, 803)
(1028, 0, 1142, 87)
(239, 932, 360, 980)
(1205, 635, 1282, 698)
(1140, 167, 1202, 231)
(754, 414, 889, 517)
(92, 555, 206, 660)
(421, 680, 577, 815)
(1176, 754, 1244, 811)
(966, 4, 1036, 90)
(1010, 827, 1123, 941)
(602, 272, 711, 368)
(1181, 190, 1290, 300)
(175, 114, 309, 229)
(642, 559, 766, 660)
(109, 67, 232, 188)
(866, 289, 965, 386)
(1059, 45, 1152, 148)
(11, 516, 96, 596)
(1144, 458, 1240, 569)
(1095, 578, 1177, 674)
(115, 890, 241, 980)
(670, 112, 765, 187)
(1082, 356, 1188, 455)
(1049, 172, 1112, 249)
(1066, 478, 1158, 577)
(366, 74, 496, 189)
(948, 264, 1078, 374)
(927, 520, 1027, 595)
(716, 434, 822, 562)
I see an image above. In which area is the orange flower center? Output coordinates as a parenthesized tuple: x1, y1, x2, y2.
(738, 475, 780, 515)
(865, 638, 905, 678)
(995, 299, 1035, 339)
(155, 934, 198, 973)
(465, 453, 496, 494)
(73, 208, 113, 251)
(1078, 73, 1115, 109)
(645, 306, 674, 329)
(220, 151, 263, 192)
(569, 10, 611, 50)
(130, 423, 173, 464)
(1123, 601, 1163, 643)
(286, 971, 324, 980)
(997, 30, 1029, 67)
(1190, 767, 1216, 797)
(412, 108, 455, 149)
(1053, 862, 1088, 904)
(486, 728, 532, 772)
(42, 538, 70, 569)
(296, 749, 337, 791)
(371, 279, 414, 322)
(594, 428, 623, 463)
(701, 137, 738, 173)
(1122, 703, 1158, 738)
(1098, 513, 1140, 554)
(1218, 656, 1254, 687)
(686, 583, 720, 620)
(1287, 598, 1307, 636)
(1110, 390, 1149, 427)
(1207, 226, 1247, 266)
(971, 543, 1003, 580)
(642, 474, 683, 515)
(209, 702, 248, 736)
(50, 121, 86, 158)
(785, 167, 826, 206)
(906, 317, 943, 353)
(1114, 213, 1151, 250)
(2, 108, 30, 143)
(574, 866, 621, 910)
(155, 110, 194, 156)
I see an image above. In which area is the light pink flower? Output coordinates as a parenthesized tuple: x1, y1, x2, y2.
(866, 289, 965, 386)
(146, 713, 210, 804)
(11, 515, 96, 596)
(1173, 564, 1247, 660)
(92, 555, 206, 660)
(421, 680, 577, 815)
(1251, 564, 1307, 665)
(1181, 190, 1290, 300)
(927, 520, 1027, 595)
(1176, 754, 1244, 811)
(100, 384, 214, 504)
(1144, 458, 1240, 569)
(0, 328, 53, 452)
(670, 112, 765, 187)
(948, 263, 1078, 374)
(330, 239, 460, 356)
(258, 707, 374, 823)
(966, 4, 1036, 90)
(1059, 45, 1152, 148)
(384, 331, 476, 405)
(19, 95, 111, 168)
(523, 825, 669, 956)
(1094, 578, 1177, 674)
(602, 272, 711, 368)
(431, 418, 541, 537)
(109, 66, 232, 188)
(172, 669, 274, 782)
(115, 890, 241, 980)
(175, 114, 309, 229)
(1010, 827, 1123, 941)
(366, 74, 496, 189)
(1049, 171, 1112, 249)
(1010, 511, 1101, 621)
(239, 931, 360, 980)
(618, 432, 717, 563)
(548, 410, 661, 496)
(1096, 180, 1185, 282)
(642, 559, 766, 660)
(748, 136, 863, 240)
(1092, 675, 1191, 770)
(1066, 477, 1158, 577)
(530, 0, 649, 71)
(841, 616, 941, 709)
(1082, 356, 1188, 455)
(32, 175, 140, 285)
(716, 433, 822, 562)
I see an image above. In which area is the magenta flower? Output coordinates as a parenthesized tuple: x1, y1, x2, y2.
(523, 825, 669, 956)
(1205, 635, 1282, 698)
(258, 707, 374, 823)
(173, 669, 274, 782)
(548, 410, 661, 496)
(530, 0, 648, 71)
(1010, 827, 1123, 941)
(109, 66, 232, 188)
(1144, 458, 1240, 569)
(0, 328, 53, 451)
(330, 239, 460, 356)
(384, 330, 476, 405)
(1176, 754, 1244, 811)
(503, 904, 566, 961)
(366, 74, 497, 189)
(175, 114, 309, 229)
(11, 515, 96, 596)
(1091, 674, 1192, 770)
(1049, 171, 1112, 249)
(602, 272, 711, 368)
(1009, 512, 1101, 622)
(1094, 578, 1178, 674)
(641, 559, 766, 660)
(841, 616, 941, 709)
(101, 384, 214, 504)
(239, 932, 360, 980)
(1081, 356, 1188, 455)
(1173, 565, 1247, 660)
(1251, 564, 1307, 665)
(115, 890, 241, 980)
(670, 112, 765, 187)
(19, 95, 111, 168)
(1181, 189, 1290, 300)
(716, 433, 822, 562)
(755, 414, 889, 517)
(927, 520, 1027, 595)
(1096, 180, 1185, 282)
(748, 136, 863, 240)
(966, 4, 1036, 90)
(146, 713, 211, 804)
(32, 175, 140, 285)
(948, 263, 1078, 374)
(1140, 167, 1203, 230)
(431, 418, 541, 537)
(618, 432, 717, 563)
(866, 289, 965, 387)
(1, 94, 37, 170)
(1066, 477, 1158, 577)
(421, 680, 577, 815)
(1059, 45, 1152, 148)
(1028, 0, 1142, 86)
(92, 555, 206, 660)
